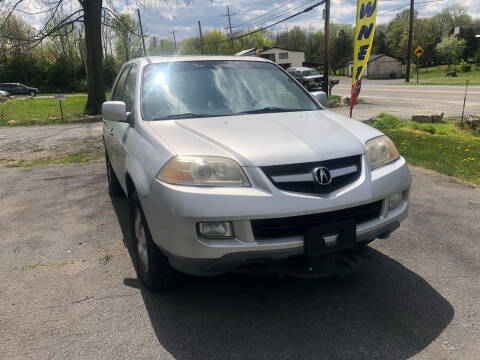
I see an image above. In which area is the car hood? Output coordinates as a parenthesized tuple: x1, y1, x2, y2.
(147, 110, 372, 167)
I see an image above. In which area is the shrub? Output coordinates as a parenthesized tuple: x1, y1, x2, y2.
(370, 113, 403, 130)
(421, 124, 436, 134)
(411, 122, 436, 134)
(460, 60, 472, 73)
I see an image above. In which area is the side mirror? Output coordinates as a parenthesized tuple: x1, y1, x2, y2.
(311, 91, 328, 107)
(102, 101, 128, 123)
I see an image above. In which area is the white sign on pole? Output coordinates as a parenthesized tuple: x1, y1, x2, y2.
(53, 94, 66, 100)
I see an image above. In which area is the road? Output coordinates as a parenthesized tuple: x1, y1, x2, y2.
(1, 163, 479, 359)
(332, 78, 480, 121)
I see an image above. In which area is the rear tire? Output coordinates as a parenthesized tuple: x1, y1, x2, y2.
(105, 151, 124, 197)
(130, 191, 178, 291)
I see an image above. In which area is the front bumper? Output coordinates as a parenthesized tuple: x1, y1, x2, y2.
(141, 156, 411, 275)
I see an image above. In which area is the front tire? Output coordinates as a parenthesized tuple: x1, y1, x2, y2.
(29, 91, 36, 97)
(130, 191, 178, 291)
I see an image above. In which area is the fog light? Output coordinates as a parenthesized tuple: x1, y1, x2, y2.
(389, 191, 403, 210)
(197, 222, 233, 238)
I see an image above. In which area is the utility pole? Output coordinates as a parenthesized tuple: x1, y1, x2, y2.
(323, 0, 330, 94)
(136, 8, 147, 57)
(222, 5, 236, 52)
(405, 0, 414, 82)
(169, 30, 177, 55)
(198, 20, 204, 54)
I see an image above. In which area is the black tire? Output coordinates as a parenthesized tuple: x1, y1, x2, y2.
(130, 191, 178, 291)
(105, 151, 124, 197)
(29, 91, 36, 97)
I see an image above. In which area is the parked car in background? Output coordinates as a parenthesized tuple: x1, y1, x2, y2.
(102, 56, 410, 291)
(0, 83, 38, 97)
(287, 67, 324, 91)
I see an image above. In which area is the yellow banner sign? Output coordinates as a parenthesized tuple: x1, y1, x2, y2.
(352, 0, 378, 85)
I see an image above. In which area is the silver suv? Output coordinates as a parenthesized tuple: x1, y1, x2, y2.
(102, 56, 410, 291)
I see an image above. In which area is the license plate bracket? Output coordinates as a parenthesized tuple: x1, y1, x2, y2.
(304, 219, 356, 257)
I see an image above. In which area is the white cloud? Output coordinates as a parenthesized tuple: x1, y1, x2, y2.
(13, 0, 480, 39)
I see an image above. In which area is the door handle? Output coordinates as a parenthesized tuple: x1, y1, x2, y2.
(109, 128, 114, 136)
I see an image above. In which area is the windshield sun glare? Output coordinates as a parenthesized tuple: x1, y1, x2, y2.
(142, 61, 320, 120)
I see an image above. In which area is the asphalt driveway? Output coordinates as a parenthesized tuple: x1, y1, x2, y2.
(0, 163, 479, 359)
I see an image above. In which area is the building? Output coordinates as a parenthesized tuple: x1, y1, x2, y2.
(235, 47, 305, 69)
(450, 24, 480, 37)
(348, 54, 402, 79)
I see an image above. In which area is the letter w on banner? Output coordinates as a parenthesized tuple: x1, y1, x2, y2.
(350, 0, 377, 117)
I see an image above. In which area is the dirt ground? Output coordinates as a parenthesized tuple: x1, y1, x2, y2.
(0, 122, 103, 161)
(0, 162, 479, 359)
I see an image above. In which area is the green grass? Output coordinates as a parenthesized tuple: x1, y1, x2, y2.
(368, 113, 480, 185)
(0, 151, 105, 168)
(101, 250, 112, 263)
(0, 93, 111, 126)
(328, 94, 342, 101)
(23, 262, 40, 270)
(398, 64, 480, 85)
(0, 97, 89, 126)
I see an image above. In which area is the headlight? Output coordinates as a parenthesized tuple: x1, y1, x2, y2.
(156, 156, 250, 186)
(366, 135, 400, 170)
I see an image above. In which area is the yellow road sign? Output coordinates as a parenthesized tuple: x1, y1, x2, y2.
(414, 44, 424, 58)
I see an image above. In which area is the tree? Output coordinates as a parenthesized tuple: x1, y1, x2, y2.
(0, 0, 192, 115)
(436, 35, 466, 70)
(112, 14, 141, 64)
(371, 24, 388, 56)
(385, 9, 414, 61)
(275, 26, 308, 51)
(432, 5, 472, 35)
(459, 28, 479, 60)
(332, 28, 353, 74)
(149, 37, 176, 55)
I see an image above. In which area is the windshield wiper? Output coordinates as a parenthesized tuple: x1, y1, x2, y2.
(237, 107, 302, 114)
(152, 112, 212, 120)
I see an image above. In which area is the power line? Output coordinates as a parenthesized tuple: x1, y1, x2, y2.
(196, 1, 324, 50)
(232, 0, 315, 36)
(378, 0, 446, 16)
(234, 0, 311, 29)
(229, 2, 324, 42)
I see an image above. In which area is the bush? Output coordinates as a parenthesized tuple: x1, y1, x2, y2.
(411, 122, 436, 134)
(422, 124, 436, 134)
(460, 60, 472, 73)
(369, 113, 403, 130)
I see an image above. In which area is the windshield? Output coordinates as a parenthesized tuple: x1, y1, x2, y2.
(302, 70, 321, 76)
(142, 60, 320, 120)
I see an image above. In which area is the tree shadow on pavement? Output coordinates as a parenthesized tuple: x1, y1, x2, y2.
(112, 196, 454, 360)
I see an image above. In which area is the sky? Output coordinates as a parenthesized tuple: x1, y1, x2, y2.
(124, 0, 480, 40)
(14, 0, 480, 40)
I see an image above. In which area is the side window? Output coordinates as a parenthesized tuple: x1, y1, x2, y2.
(111, 67, 130, 101)
(121, 66, 137, 112)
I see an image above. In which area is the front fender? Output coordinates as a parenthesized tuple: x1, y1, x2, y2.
(124, 125, 174, 197)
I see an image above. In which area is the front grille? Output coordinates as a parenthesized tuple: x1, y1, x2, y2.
(261, 155, 362, 195)
(251, 201, 382, 240)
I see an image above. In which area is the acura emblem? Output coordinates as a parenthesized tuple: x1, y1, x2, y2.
(314, 167, 332, 185)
